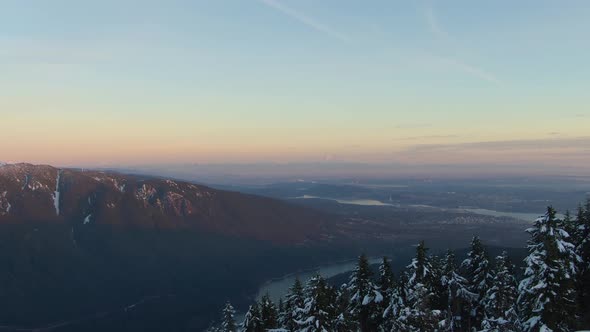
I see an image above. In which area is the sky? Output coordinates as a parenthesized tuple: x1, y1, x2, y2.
(1, 0, 589, 175)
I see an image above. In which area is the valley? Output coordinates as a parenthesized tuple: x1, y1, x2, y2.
(0, 163, 586, 331)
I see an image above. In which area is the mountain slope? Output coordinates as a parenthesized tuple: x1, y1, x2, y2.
(0, 164, 356, 331)
(0, 163, 333, 244)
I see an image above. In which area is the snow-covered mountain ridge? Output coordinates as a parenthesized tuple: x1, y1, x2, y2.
(0, 163, 332, 244)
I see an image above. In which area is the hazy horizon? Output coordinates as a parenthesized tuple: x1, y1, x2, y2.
(2, 1, 589, 173)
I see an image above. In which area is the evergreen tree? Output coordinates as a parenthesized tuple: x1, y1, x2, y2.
(295, 274, 336, 332)
(383, 271, 409, 332)
(259, 293, 279, 330)
(278, 298, 284, 313)
(347, 254, 383, 332)
(429, 254, 446, 311)
(562, 210, 578, 245)
(575, 200, 590, 327)
(378, 256, 395, 296)
(480, 251, 519, 332)
(397, 270, 409, 308)
(221, 301, 237, 332)
(333, 284, 354, 332)
(278, 298, 285, 325)
(242, 302, 263, 332)
(518, 207, 580, 332)
(462, 236, 493, 330)
(439, 250, 475, 332)
(280, 278, 305, 331)
(400, 241, 440, 331)
(377, 257, 395, 330)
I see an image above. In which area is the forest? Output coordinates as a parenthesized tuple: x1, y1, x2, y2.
(209, 200, 590, 332)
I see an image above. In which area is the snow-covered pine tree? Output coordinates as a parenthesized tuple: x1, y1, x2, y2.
(347, 254, 383, 332)
(396, 270, 409, 309)
(575, 200, 590, 327)
(462, 235, 493, 330)
(280, 278, 305, 331)
(439, 250, 476, 332)
(379, 256, 396, 296)
(295, 274, 336, 332)
(430, 254, 446, 312)
(383, 271, 409, 332)
(575, 202, 589, 253)
(278, 298, 285, 324)
(260, 293, 279, 330)
(480, 251, 519, 332)
(279, 298, 284, 311)
(221, 301, 237, 332)
(333, 284, 354, 332)
(376, 257, 395, 330)
(518, 207, 580, 332)
(562, 211, 578, 245)
(242, 302, 263, 332)
(401, 241, 440, 331)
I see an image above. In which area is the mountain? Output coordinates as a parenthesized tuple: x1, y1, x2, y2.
(0, 163, 334, 244)
(0, 163, 351, 331)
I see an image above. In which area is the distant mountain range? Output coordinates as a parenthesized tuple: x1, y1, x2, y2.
(0, 163, 334, 244)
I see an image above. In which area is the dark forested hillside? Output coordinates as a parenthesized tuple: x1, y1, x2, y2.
(0, 163, 349, 331)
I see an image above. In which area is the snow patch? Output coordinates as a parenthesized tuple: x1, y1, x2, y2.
(0, 191, 11, 215)
(108, 178, 126, 193)
(163, 191, 193, 216)
(22, 174, 30, 190)
(373, 290, 383, 303)
(52, 170, 62, 216)
(135, 184, 158, 207)
(27, 180, 48, 191)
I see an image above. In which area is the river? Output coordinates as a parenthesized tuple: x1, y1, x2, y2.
(255, 257, 382, 304)
(292, 195, 544, 222)
(294, 195, 395, 207)
(458, 208, 543, 222)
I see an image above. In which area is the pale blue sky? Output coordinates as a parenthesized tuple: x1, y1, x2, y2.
(1, 1, 589, 168)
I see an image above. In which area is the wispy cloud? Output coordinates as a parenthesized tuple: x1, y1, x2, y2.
(404, 137, 590, 153)
(397, 134, 459, 141)
(393, 137, 590, 168)
(439, 56, 502, 84)
(423, 5, 501, 84)
(425, 6, 449, 41)
(258, 0, 350, 42)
